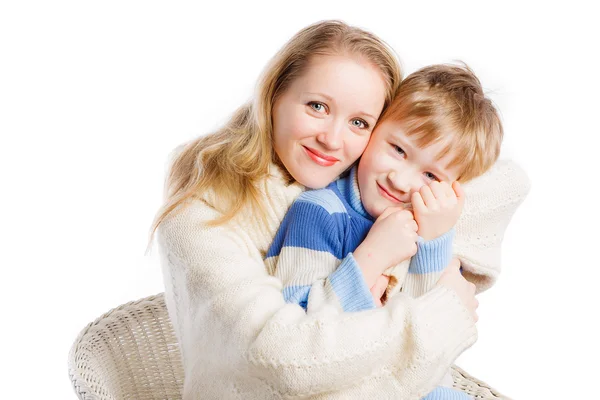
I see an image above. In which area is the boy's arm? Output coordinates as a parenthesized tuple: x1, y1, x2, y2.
(266, 200, 377, 312)
(401, 229, 455, 298)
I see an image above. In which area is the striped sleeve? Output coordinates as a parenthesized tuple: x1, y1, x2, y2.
(266, 194, 376, 312)
(401, 229, 455, 298)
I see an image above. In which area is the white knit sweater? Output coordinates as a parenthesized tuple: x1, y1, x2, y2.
(156, 164, 504, 399)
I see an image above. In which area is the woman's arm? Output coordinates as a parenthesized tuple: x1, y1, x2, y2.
(158, 200, 476, 398)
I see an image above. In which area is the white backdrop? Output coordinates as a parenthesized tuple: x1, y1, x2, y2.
(1, 1, 598, 399)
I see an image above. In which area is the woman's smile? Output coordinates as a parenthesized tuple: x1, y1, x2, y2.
(302, 145, 340, 166)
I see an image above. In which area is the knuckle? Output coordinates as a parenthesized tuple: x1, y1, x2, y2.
(394, 212, 404, 220)
(400, 210, 412, 218)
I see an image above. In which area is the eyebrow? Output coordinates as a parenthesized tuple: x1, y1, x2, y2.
(304, 92, 377, 121)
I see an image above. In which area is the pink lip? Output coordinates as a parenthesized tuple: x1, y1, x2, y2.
(303, 146, 340, 166)
(377, 182, 402, 203)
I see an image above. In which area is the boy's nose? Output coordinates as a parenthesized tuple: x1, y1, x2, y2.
(387, 169, 421, 201)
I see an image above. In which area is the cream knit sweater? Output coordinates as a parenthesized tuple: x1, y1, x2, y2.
(156, 163, 519, 399)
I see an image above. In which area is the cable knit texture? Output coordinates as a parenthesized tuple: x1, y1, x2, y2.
(156, 158, 529, 399)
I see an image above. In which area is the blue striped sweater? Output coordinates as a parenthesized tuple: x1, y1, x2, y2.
(265, 166, 456, 313)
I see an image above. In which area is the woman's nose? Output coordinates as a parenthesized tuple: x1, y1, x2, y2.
(316, 120, 344, 151)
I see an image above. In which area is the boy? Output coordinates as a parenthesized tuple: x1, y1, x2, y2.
(265, 64, 504, 399)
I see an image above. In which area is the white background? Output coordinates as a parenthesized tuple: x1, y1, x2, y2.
(1, 1, 598, 399)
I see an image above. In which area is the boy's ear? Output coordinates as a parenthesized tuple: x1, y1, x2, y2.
(452, 159, 531, 294)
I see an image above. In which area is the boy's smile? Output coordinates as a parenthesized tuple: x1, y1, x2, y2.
(376, 182, 403, 203)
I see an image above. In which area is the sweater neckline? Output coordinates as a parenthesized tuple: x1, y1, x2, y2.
(336, 166, 374, 221)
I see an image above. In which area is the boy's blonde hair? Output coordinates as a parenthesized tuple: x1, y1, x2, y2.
(380, 63, 503, 182)
(147, 20, 402, 248)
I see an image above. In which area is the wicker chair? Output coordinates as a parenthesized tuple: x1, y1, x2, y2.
(68, 293, 510, 399)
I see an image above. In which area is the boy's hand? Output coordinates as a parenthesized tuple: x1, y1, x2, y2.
(412, 181, 465, 241)
(370, 274, 390, 307)
(354, 206, 418, 288)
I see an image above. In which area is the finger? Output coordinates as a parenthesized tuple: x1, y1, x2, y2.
(411, 191, 427, 215)
(409, 240, 418, 256)
(419, 185, 437, 208)
(408, 219, 418, 232)
(371, 274, 389, 292)
(371, 275, 390, 301)
(381, 274, 391, 291)
(429, 181, 447, 200)
(453, 181, 465, 207)
(379, 205, 405, 221)
(379, 278, 390, 298)
(448, 258, 461, 271)
(442, 181, 456, 198)
(398, 209, 415, 220)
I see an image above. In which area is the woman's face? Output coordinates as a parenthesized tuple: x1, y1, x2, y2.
(272, 54, 387, 189)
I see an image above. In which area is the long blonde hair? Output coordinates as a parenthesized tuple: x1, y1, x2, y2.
(147, 20, 402, 249)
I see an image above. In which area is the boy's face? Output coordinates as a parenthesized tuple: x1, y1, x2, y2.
(357, 120, 461, 218)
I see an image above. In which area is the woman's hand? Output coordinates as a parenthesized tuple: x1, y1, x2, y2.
(354, 206, 418, 288)
(436, 258, 479, 322)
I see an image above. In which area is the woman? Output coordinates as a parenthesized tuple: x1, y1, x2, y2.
(149, 20, 479, 399)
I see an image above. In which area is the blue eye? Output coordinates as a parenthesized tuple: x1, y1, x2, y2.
(351, 119, 368, 129)
(308, 102, 327, 113)
(424, 172, 439, 181)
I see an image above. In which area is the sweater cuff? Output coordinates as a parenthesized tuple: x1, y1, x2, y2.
(329, 253, 377, 312)
(409, 229, 455, 274)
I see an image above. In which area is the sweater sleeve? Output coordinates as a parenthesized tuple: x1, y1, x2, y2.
(402, 229, 455, 298)
(267, 200, 376, 312)
(158, 202, 477, 398)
